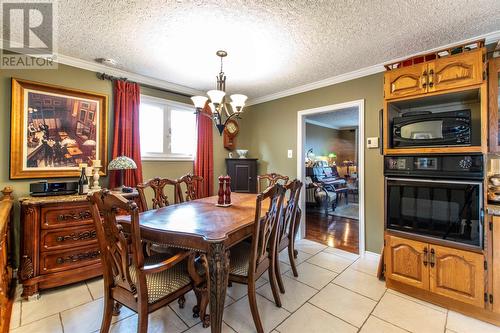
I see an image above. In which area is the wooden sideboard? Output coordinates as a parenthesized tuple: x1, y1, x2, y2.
(226, 158, 258, 193)
(0, 187, 14, 333)
(18, 191, 138, 299)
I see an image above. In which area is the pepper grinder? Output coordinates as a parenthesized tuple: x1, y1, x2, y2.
(224, 175, 232, 205)
(217, 175, 225, 205)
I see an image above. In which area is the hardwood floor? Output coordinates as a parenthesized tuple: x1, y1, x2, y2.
(305, 209, 359, 254)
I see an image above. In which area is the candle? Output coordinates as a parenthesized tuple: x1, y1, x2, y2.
(92, 159, 101, 168)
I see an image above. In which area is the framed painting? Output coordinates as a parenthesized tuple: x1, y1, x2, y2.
(10, 78, 109, 179)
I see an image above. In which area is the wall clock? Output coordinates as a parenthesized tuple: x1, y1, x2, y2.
(223, 119, 239, 150)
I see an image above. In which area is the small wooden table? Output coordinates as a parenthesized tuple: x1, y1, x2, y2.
(119, 193, 262, 333)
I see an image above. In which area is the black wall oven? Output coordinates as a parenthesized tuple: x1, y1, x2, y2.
(385, 155, 484, 249)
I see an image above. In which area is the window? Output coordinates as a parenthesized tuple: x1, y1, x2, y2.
(139, 95, 196, 160)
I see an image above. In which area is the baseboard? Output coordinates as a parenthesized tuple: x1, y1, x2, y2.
(363, 250, 381, 258)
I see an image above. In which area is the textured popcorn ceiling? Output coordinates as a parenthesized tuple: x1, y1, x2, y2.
(307, 107, 359, 129)
(49, 1, 500, 98)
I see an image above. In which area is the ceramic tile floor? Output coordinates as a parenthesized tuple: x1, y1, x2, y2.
(9, 239, 500, 333)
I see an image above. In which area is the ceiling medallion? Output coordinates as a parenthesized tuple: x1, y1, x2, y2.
(191, 50, 248, 135)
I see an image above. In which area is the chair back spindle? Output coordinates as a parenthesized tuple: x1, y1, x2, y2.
(177, 174, 204, 201)
(257, 173, 289, 192)
(88, 190, 143, 295)
(137, 177, 180, 211)
(278, 180, 303, 245)
(249, 184, 286, 275)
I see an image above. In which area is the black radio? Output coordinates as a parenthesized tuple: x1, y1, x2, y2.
(30, 181, 78, 197)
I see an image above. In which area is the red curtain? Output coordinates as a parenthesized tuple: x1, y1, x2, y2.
(109, 80, 143, 188)
(194, 103, 213, 197)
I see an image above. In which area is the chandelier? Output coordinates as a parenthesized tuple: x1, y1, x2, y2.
(191, 50, 248, 135)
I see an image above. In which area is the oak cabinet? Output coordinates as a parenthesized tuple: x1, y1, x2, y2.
(384, 63, 427, 99)
(429, 50, 483, 93)
(489, 58, 500, 153)
(429, 245, 484, 307)
(491, 216, 500, 314)
(385, 235, 485, 307)
(385, 235, 429, 290)
(384, 49, 483, 100)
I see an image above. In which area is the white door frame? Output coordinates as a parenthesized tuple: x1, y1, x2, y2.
(296, 99, 365, 254)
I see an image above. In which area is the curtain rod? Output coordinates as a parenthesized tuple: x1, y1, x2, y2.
(96, 72, 192, 98)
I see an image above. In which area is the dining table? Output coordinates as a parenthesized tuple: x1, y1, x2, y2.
(118, 192, 265, 333)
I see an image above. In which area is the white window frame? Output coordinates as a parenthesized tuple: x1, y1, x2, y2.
(140, 95, 196, 161)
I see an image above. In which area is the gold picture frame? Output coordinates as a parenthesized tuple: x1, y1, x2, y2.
(10, 78, 109, 179)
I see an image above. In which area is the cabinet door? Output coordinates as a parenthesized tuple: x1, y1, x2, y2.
(384, 63, 428, 99)
(491, 216, 500, 313)
(489, 58, 500, 153)
(226, 160, 257, 193)
(428, 50, 483, 93)
(429, 245, 484, 307)
(385, 235, 429, 290)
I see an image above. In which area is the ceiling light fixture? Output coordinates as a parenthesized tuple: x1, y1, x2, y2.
(95, 58, 118, 67)
(191, 50, 248, 135)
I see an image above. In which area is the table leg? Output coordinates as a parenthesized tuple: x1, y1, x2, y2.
(208, 242, 229, 333)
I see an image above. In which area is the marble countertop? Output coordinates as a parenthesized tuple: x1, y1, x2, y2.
(20, 189, 138, 205)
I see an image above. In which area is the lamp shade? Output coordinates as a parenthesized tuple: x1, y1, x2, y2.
(207, 90, 225, 105)
(230, 94, 247, 107)
(83, 139, 96, 146)
(108, 156, 137, 170)
(191, 96, 208, 109)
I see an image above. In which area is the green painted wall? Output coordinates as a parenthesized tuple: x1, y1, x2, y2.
(0, 62, 225, 265)
(238, 73, 384, 253)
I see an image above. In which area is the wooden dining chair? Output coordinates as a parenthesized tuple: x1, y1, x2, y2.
(136, 177, 181, 212)
(275, 179, 303, 293)
(227, 184, 287, 333)
(257, 173, 289, 192)
(177, 174, 204, 201)
(88, 190, 209, 333)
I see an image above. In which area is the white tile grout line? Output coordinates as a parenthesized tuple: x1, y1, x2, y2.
(266, 246, 364, 332)
(59, 312, 65, 333)
(7, 244, 473, 333)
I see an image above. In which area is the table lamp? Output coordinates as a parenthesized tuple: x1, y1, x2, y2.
(328, 152, 337, 165)
(108, 156, 137, 192)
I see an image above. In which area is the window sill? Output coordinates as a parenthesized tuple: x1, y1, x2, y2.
(141, 156, 194, 162)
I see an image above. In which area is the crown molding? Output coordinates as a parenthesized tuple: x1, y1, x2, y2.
(1, 38, 203, 97)
(247, 30, 500, 106)
(55, 53, 203, 96)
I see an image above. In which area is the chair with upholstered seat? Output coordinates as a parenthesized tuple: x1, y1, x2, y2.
(136, 177, 181, 212)
(227, 184, 286, 333)
(88, 190, 209, 333)
(275, 180, 303, 292)
(257, 173, 289, 192)
(177, 174, 204, 201)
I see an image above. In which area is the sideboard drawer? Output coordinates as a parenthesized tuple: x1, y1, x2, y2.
(40, 226, 97, 252)
(40, 245, 100, 275)
(41, 204, 93, 229)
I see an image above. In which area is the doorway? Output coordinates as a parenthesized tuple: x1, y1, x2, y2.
(296, 100, 365, 255)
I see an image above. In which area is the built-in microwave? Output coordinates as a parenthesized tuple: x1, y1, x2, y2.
(392, 110, 471, 148)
